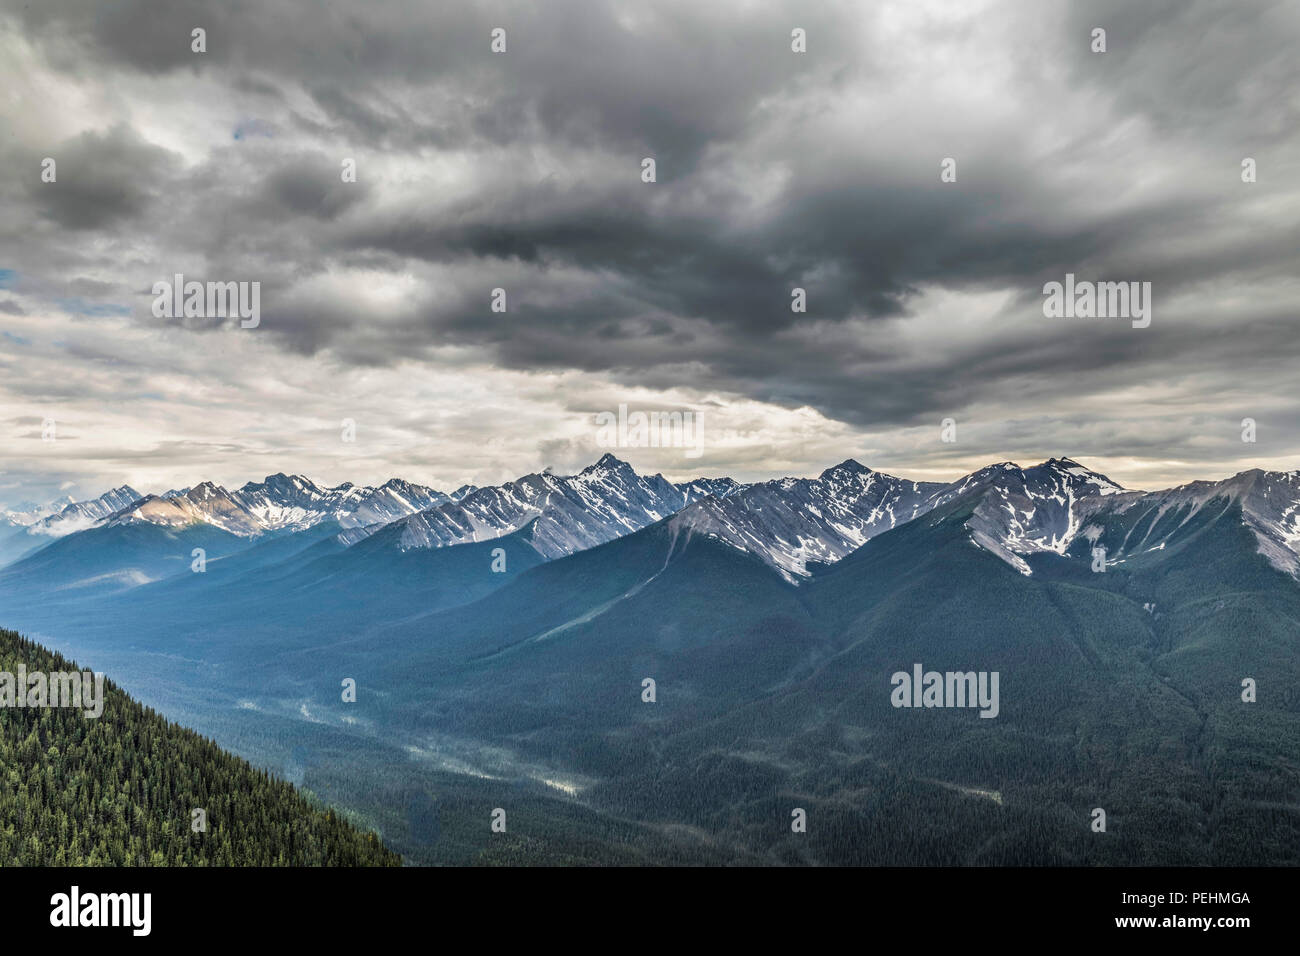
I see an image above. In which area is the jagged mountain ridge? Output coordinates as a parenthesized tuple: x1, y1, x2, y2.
(934, 457, 1127, 575)
(1073, 467, 1300, 578)
(23, 484, 143, 536)
(0, 485, 144, 567)
(0, 457, 744, 582)
(356, 453, 722, 559)
(7, 455, 1300, 586)
(918, 458, 1300, 580)
(668, 456, 1131, 581)
(671, 456, 1300, 582)
(100, 474, 451, 537)
(670, 460, 946, 581)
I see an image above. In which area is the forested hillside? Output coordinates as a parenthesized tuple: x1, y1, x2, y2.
(2, 485, 1297, 866)
(0, 628, 399, 866)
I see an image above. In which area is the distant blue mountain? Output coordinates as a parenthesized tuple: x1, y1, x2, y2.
(2, 454, 1299, 864)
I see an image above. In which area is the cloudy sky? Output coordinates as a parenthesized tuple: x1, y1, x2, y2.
(1, 0, 1298, 507)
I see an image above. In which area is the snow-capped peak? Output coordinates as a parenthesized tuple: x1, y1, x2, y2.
(22, 485, 144, 538)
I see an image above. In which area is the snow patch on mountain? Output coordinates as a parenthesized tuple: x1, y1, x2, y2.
(372, 454, 696, 559)
(668, 460, 944, 582)
(25, 486, 143, 537)
(1074, 468, 1300, 578)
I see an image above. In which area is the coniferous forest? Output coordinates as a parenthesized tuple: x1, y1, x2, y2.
(0, 628, 399, 866)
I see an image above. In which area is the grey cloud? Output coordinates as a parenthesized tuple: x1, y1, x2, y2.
(261, 154, 373, 219)
(23, 124, 183, 231)
(3, 0, 1300, 495)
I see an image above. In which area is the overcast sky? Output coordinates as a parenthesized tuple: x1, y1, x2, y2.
(1, 0, 1298, 506)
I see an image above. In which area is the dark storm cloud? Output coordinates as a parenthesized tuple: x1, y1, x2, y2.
(10, 0, 855, 161)
(261, 154, 373, 219)
(3, 0, 1299, 481)
(22, 124, 182, 231)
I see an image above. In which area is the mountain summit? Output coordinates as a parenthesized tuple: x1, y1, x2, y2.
(7, 456, 1300, 588)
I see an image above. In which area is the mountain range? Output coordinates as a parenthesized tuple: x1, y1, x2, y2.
(5, 453, 1298, 592)
(2, 453, 1298, 865)
(0, 484, 142, 566)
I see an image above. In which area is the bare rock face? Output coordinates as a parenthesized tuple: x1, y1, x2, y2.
(25, 455, 1300, 586)
(371, 454, 699, 559)
(670, 459, 944, 582)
